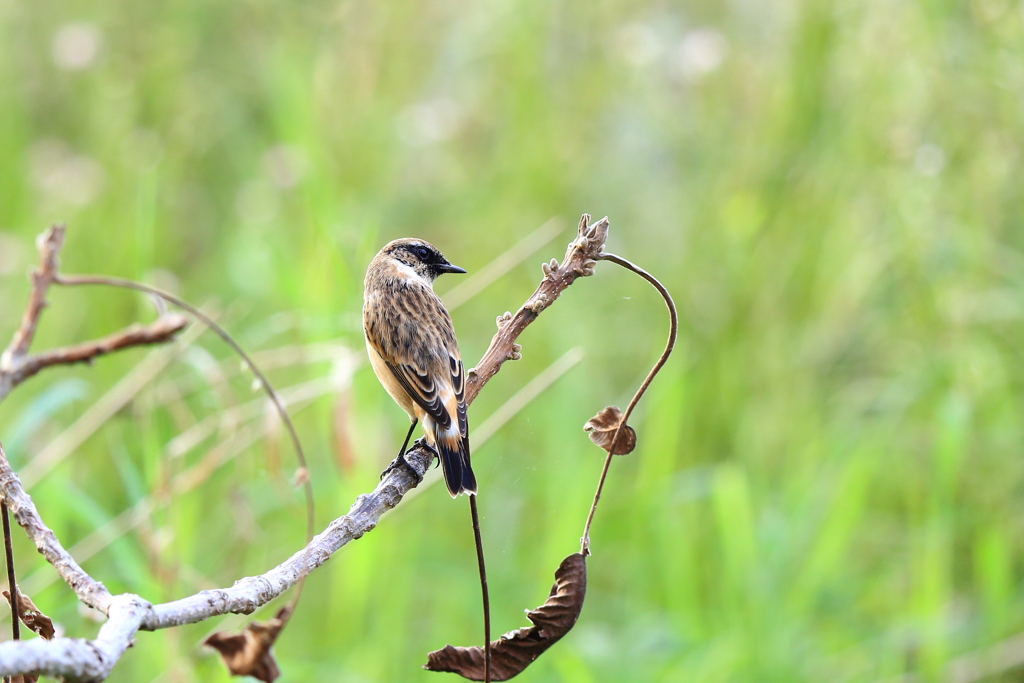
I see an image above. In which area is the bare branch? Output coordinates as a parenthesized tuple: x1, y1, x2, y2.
(0, 594, 151, 681)
(466, 214, 608, 403)
(0, 444, 113, 614)
(138, 217, 610, 627)
(0, 216, 613, 680)
(0, 225, 188, 403)
(143, 443, 431, 629)
(3, 315, 189, 391)
(0, 225, 65, 371)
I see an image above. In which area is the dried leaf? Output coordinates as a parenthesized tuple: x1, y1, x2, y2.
(583, 406, 636, 455)
(291, 466, 309, 486)
(3, 590, 56, 640)
(203, 607, 288, 683)
(424, 553, 587, 681)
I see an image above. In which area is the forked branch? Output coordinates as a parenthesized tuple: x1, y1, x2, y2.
(0, 216, 611, 681)
(0, 225, 188, 403)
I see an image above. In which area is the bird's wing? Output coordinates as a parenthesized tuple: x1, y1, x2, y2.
(384, 358, 454, 431)
(367, 281, 467, 436)
(450, 353, 468, 438)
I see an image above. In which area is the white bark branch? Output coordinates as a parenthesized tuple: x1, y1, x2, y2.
(0, 446, 113, 614)
(0, 594, 150, 681)
(145, 443, 432, 629)
(0, 216, 611, 680)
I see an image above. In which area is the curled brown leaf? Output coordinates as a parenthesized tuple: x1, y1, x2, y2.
(583, 406, 636, 455)
(203, 607, 288, 683)
(3, 589, 55, 640)
(424, 553, 587, 681)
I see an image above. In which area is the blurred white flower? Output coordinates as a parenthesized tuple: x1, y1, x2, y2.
(120, 129, 164, 170)
(235, 179, 280, 225)
(398, 98, 464, 147)
(673, 28, 728, 79)
(28, 139, 106, 206)
(616, 22, 663, 67)
(888, 125, 916, 161)
(52, 23, 101, 71)
(914, 143, 946, 176)
(262, 145, 308, 189)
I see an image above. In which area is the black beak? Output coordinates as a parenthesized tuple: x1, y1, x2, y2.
(436, 262, 467, 274)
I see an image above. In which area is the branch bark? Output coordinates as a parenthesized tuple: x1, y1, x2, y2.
(466, 214, 608, 403)
(0, 594, 151, 681)
(0, 445, 115, 614)
(0, 216, 611, 680)
(1, 225, 65, 369)
(2, 315, 189, 394)
(0, 225, 189, 403)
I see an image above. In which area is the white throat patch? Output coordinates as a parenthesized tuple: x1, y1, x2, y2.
(394, 260, 433, 288)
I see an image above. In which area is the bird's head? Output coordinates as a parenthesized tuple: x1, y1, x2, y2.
(380, 238, 467, 283)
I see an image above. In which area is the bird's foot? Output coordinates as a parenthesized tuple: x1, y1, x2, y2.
(380, 453, 422, 484)
(419, 438, 440, 469)
(380, 438, 435, 484)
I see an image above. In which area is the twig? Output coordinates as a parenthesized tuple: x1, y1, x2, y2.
(53, 273, 316, 622)
(466, 214, 608, 403)
(0, 225, 65, 370)
(580, 252, 677, 555)
(4, 316, 188, 391)
(0, 225, 188, 404)
(0, 443, 115, 614)
(469, 495, 491, 683)
(0, 216, 612, 680)
(3, 502, 19, 644)
(19, 319, 207, 489)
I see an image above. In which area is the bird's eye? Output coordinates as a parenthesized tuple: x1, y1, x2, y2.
(415, 246, 430, 260)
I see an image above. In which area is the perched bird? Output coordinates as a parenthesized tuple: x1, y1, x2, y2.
(363, 238, 477, 497)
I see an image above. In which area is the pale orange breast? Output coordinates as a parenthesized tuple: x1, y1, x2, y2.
(365, 339, 417, 421)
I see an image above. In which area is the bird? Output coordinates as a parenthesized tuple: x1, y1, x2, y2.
(362, 238, 477, 497)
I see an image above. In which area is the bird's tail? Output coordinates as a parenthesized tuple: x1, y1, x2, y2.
(434, 430, 476, 497)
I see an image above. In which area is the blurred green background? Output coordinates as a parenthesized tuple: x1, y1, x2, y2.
(2, 0, 1024, 681)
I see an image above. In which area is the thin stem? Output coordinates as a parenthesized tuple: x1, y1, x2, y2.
(54, 274, 315, 618)
(580, 252, 677, 555)
(3, 502, 20, 643)
(469, 495, 491, 683)
(580, 453, 615, 556)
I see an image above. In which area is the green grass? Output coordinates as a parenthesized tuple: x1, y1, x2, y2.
(3, 0, 1024, 681)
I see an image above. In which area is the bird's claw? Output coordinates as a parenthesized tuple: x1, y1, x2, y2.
(380, 453, 423, 484)
(415, 437, 441, 470)
(380, 438, 437, 484)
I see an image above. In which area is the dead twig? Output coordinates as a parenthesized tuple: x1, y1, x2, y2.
(0, 216, 612, 681)
(0, 225, 188, 403)
(3, 500, 20, 663)
(469, 495, 491, 683)
(466, 214, 608, 403)
(421, 231, 674, 681)
(6, 316, 189, 389)
(580, 251, 677, 555)
(1, 226, 65, 370)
